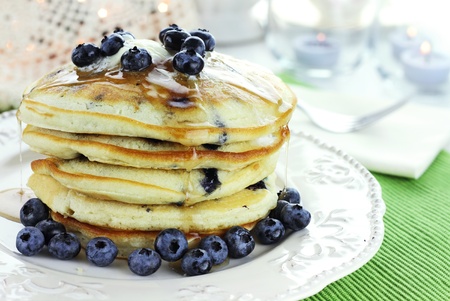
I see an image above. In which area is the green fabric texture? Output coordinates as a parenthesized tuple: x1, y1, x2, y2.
(302, 151, 450, 301)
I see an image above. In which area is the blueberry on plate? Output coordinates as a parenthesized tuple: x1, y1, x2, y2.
(159, 24, 179, 43)
(280, 204, 311, 231)
(172, 49, 205, 75)
(120, 46, 152, 71)
(19, 198, 49, 226)
(223, 226, 255, 259)
(277, 187, 301, 204)
(269, 199, 289, 220)
(181, 36, 206, 57)
(16, 226, 45, 256)
(35, 219, 66, 245)
(48, 232, 81, 260)
(154, 228, 188, 262)
(71, 43, 101, 67)
(198, 235, 228, 265)
(253, 217, 285, 245)
(128, 248, 162, 276)
(181, 248, 212, 276)
(189, 29, 215, 52)
(86, 237, 118, 267)
(163, 28, 190, 51)
(101, 33, 125, 56)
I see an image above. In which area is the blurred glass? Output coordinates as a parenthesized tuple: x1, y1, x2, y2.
(0, 0, 199, 111)
(373, 0, 450, 83)
(266, 0, 379, 79)
(195, 0, 264, 46)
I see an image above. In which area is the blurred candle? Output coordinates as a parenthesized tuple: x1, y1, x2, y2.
(294, 33, 340, 68)
(401, 41, 450, 86)
(390, 26, 424, 58)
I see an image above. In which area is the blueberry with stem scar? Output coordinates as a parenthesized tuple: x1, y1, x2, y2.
(121, 46, 152, 71)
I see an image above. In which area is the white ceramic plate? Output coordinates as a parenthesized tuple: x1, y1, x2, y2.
(0, 110, 385, 301)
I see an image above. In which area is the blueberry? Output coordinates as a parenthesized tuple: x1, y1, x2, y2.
(246, 180, 267, 191)
(86, 237, 118, 267)
(163, 28, 190, 51)
(48, 232, 81, 260)
(269, 200, 289, 220)
(19, 198, 49, 226)
(198, 235, 228, 265)
(181, 248, 212, 276)
(113, 28, 135, 39)
(154, 228, 188, 262)
(189, 29, 215, 52)
(101, 33, 125, 56)
(200, 168, 221, 194)
(16, 226, 45, 256)
(278, 187, 301, 204)
(223, 226, 255, 259)
(120, 46, 152, 71)
(280, 204, 311, 231)
(35, 219, 66, 245)
(181, 36, 206, 57)
(71, 43, 101, 67)
(128, 248, 162, 276)
(253, 218, 285, 245)
(159, 24, 179, 43)
(172, 49, 205, 75)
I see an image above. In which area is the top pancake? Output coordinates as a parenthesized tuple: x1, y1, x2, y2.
(18, 39, 296, 146)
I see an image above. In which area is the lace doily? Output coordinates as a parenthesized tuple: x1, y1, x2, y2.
(0, 0, 199, 110)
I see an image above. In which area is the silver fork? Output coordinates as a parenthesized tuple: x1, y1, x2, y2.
(296, 93, 413, 133)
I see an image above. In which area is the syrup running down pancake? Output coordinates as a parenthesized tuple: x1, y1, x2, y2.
(19, 40, 295, 146)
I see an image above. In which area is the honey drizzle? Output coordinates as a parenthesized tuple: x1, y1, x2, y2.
(17, 116, 23, 192)
(283, 133, 290, 190)
(29, 50, 282, 111)
(0, 188, 34, 223)
(0, 113, 34, 223)
(278, 125, 290, 190)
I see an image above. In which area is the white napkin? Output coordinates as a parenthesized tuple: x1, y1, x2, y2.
(288, 85, 450, 179)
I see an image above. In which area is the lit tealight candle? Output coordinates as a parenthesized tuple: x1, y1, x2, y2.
(390, 26, 425, 58)
(293, 33, 340, 68)
(401, 41, 450, 87)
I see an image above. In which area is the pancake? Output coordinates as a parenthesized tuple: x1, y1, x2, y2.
(50, 211, 257, 259)
(30, 153, 279, 205)
(28, 173, 277, 233)
(17, 39, 296, 146)
(22, 125, 289, 170)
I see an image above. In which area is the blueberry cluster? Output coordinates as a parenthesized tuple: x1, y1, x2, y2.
(16, 198, 80, 260)
(16, 186, 310, 277)
(254, 187, 311, 245)
(159, 24, 215, 75)
(17, 198, 117, 264)
(71, 26, 215, 76)
(71, 28, 152, 72)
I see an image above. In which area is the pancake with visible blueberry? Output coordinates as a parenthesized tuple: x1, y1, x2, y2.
(30, 153, 279, 206)
(22, 125, 289, 171)
(29, 173, 277, 234)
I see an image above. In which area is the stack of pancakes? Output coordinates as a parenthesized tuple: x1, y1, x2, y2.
(18, 38, 296, 257)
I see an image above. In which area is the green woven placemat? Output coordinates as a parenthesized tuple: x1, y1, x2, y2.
(303, 151, 450, 301)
